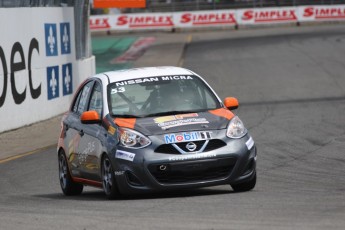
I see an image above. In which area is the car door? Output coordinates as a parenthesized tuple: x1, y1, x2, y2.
(63, 80, 94, 178)
(77, 80, 106, 181)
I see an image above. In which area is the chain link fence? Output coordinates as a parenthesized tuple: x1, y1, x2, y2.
(0, 0, 73, 7)
(126, 0, 345, 13)
(1, 0, 344, 57)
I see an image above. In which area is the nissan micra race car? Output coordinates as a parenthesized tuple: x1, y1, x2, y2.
(58, 66, 257, 199)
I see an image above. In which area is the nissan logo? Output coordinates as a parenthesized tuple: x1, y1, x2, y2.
(186, 142, 197, 152)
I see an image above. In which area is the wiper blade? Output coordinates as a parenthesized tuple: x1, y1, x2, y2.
(144, 110, 199, 117)
(112, 114, 142, 118)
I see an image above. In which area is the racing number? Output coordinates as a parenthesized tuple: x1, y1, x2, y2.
(111, 87, 125, 94)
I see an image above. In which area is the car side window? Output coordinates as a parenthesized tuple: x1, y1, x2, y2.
(88, 82, 103, 117)
(71, 81, 94, 115)
(72, 90, 82, 113)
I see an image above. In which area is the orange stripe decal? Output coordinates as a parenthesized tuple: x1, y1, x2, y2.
(114, 118, 136, 129)
(209, 108, 235, 120)
(72, 177, 102, 188)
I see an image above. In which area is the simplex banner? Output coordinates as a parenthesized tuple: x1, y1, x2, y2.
(90, 5, 345, 31)
(173, 10, 237, 28)
(298, 5, 345, 21)
(91, 12, 173, 30)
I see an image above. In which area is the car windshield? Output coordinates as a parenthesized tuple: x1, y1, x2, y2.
(107, 75, 221, 117)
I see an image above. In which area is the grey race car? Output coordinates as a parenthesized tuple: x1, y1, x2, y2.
(57, 66, 257, 199)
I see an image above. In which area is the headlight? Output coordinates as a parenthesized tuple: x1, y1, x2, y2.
(118, 128, 151, 148)
(226, 116, 247, 138)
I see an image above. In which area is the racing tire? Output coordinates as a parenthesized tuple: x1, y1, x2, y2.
(231, 172, 256, 192)
(58, 151, 83, 196)
(101, 155, 121, 200)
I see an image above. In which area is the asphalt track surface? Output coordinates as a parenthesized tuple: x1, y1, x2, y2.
(1, 25, 345, 229)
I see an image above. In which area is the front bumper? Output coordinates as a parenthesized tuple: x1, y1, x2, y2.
(110, 131, 257, 195)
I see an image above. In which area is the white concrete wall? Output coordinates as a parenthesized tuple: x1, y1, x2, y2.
(0, 7, 95, 132)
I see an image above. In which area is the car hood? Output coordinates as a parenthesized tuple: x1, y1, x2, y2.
(113, 108, 235, 135)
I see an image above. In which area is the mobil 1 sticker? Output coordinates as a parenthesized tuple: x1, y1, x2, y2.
(164, 131, 212, 144)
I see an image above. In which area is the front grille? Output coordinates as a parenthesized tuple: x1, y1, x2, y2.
(175, 140, 205, 152)
(148, 157, 236, 184)
(155, 139, 227, 154)
(155, 144, 179, 154)
(203, 139, 227, 151)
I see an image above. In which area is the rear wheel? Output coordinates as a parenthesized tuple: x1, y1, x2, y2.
(101, 155, 120, 199)
(231, 172, 256, 192)
(58, 151, 83, 195)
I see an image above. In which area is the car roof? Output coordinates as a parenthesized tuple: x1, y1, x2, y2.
(95, 66, 196, 83)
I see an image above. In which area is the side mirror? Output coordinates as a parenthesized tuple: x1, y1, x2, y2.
(224, 97, 239, 110)
(80, 110, 101, 124)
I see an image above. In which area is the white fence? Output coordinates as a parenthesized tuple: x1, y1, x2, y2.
(0, 7, 95, 133)
(90, 5, 345, 31)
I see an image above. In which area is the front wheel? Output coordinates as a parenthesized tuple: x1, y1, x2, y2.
(101, 155, 120, 199)
(231, 172, 256, 192)
(58, 151, 83, 196)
